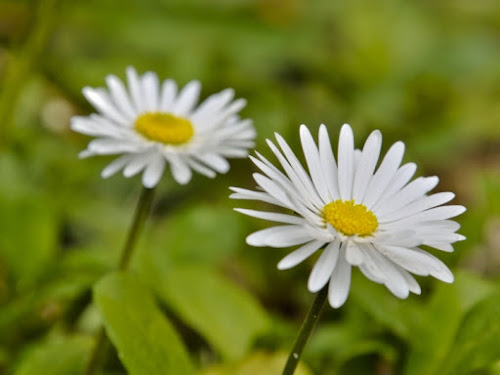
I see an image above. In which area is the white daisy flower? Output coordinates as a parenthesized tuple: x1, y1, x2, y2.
(71, 67, 256, 188)
(231, 124, 466, 308)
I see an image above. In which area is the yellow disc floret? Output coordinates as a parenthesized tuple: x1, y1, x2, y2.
(323, 199, 378, 237)
(134, 112, 194, 145)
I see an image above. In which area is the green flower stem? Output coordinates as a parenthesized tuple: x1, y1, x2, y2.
(84, 186, 156, 375)
(282, 286, 328, 375)
(0, 0, 62, 147)
(118, 186, 156, 270)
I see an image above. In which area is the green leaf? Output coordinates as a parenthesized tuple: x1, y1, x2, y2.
(404, 282, 461, 375)
(440, 289, 500, 375)
(14, 335, 91, 375)
(93, 272, 195, 375)
(350, 272, 422, 340)
(0, 194, 58, 289)
(150, 203, 246, 265)
(199, 351, 313, 375)
(149, 264, 269, 360)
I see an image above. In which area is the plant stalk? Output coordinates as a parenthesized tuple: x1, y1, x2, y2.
(84, 186, 156, 375)
(282, 286, 328, 375)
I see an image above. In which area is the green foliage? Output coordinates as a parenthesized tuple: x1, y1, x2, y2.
(13, 335, 91, 375)
(94, 272, 195, 375)
(440, 289, 500, 375)
(145, 264, 269, 360)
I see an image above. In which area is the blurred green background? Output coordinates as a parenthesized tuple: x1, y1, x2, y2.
(0, 0, 499, 374)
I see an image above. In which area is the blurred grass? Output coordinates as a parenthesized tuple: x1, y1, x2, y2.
(0, 0, 499, 374)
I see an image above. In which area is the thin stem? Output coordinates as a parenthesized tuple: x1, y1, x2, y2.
(83, 327, 107, 375)
(118, 186, 156, 270)
(84, 185, 156, 375)
(282, 286, 328, 375)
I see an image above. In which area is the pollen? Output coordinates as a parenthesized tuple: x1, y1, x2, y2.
(134, 112, 194, 145)
(323, 199, 378, 237)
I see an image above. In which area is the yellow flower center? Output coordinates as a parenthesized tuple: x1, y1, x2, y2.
(323, 199, 378, 237)
(134, 112, 194, 145)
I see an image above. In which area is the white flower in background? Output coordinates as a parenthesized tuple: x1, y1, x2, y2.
(231, 124, 465, 308)
(71, 67, 255, 188)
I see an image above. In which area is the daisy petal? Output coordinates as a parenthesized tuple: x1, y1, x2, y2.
(234, 208, 305, 225)
(246, 225, 312, 248)
(337, 124, 355, 201)
(328, 244, 352, 308)
(345, 242, 364, 265)
(318, 124, 340, 200)
(159, 79, 178, 111)
(300, 125, 330, 203)
(101, 155, 134, 178)
(172, 80, 201, 116)
(123, 153, 152, 177)
(363, 141, 405, 209)
(352, 130, 382, 202)
(141, 71, 160, 111)
(277, 240, 325, 270)
(142, 154, 166, 188)
(308, 240, 341, 292)
(106, 74, 136, 120)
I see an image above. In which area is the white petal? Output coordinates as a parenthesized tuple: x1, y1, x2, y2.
(186, 158, 217, 178)
(376, 176, 440, 217)
(425, 242, 454, 252)
(234, 208, 305, 225)
(126, 66, 145, 113)
(200, 153, 230, 173)
(328, 244, 352, 308)
(87, 138, 145, 154)
(190, 88, 234, 127)
(253, 173, 295, 209)
(300, 125, 330, 203)
(363, 141, 405, 209)
(412, 248, 454, 282)
(359, 263, 385, 283)
(378, 192, 455, 223)
(246, 225, 312, 248)
(376, 245, 454, 283)
(82, 87, 129, 126)
(105, 74, 137, 119)
(308, 240, 341, 292)
(71, 116, 124, 138)
(142, 154, 166, 188)
(228, 187, 283, 207)
(375, 229, 421, 248)
(123, 153, 152, 177)
(391, 205, 466, 226)
(271, 135, 323, 209)
(397, 267, 421, 294)
(141, 71, 160, 111)
(345, 242, 364, 265)
(352, 130, 382, 202)
(370, 250, 410, 299)
(217, 98, 247, 121)
(277, 240, 325, 270)
(318, 124, 340, 200)
(159, 79, 178, 112)
(101, 154, 134, 178)
(376, 245, 442, 276)
(422, 232, 466, 244)
(168, 155, 192, 185)
(172, 80, 201, 116)
(371, 162, 417, 211)
(337, 124, 355, 201)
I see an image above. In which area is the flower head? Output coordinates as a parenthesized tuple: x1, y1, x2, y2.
(71, 67, 255, 187)
(231, 124, 466, 308)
